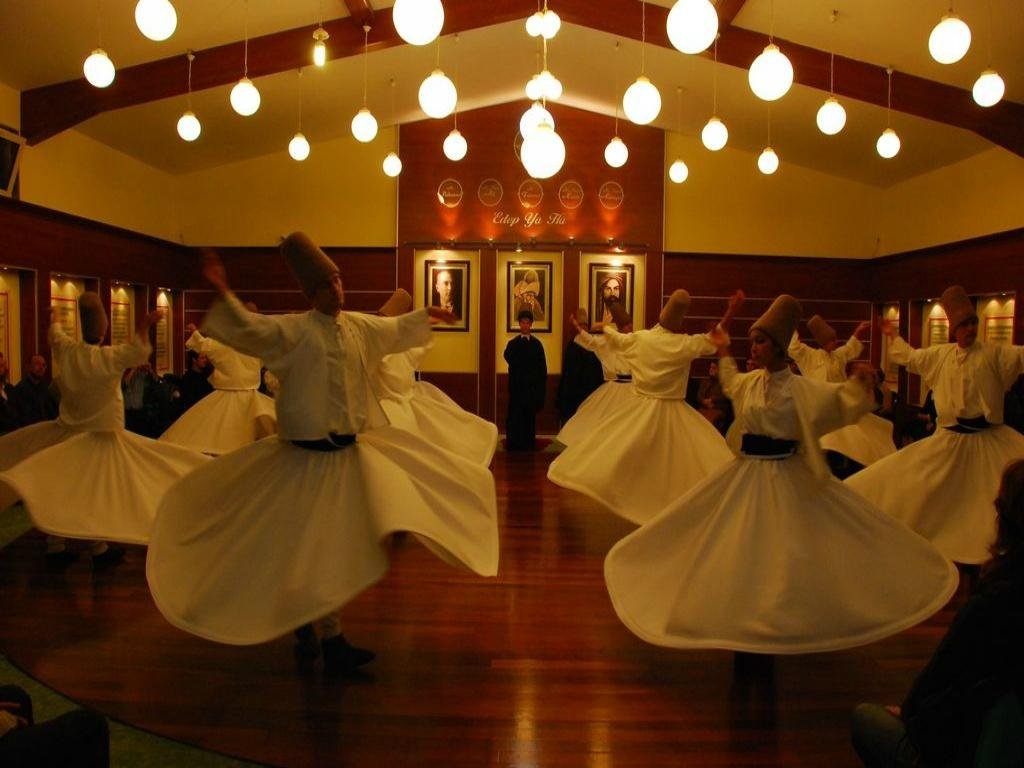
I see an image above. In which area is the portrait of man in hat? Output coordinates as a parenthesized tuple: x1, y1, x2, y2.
(589, 265, 633, 329)
(425, 260, 469, 331)
(508, 262, 551, 332)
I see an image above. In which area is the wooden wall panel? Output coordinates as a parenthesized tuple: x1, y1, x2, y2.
(419, 373, 479, 414)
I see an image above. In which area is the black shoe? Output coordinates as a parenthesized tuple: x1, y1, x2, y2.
(91, 546, 126, 569)
(45, 550, 79, 569)
(293, 623, 320, 666)
(322, 635, 376, 678)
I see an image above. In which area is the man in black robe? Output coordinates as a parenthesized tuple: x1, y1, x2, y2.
(555, 308, 602, 425)
(503, 309, 547, 451)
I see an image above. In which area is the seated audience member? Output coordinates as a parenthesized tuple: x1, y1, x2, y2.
(851, 458, 1024, 768)
(122, 363, 159, 437)
(177, 351, 214, 412)
(0, 684, 109, 767)
(0, 354, 19, 434)
(12, 354, 58, 425)
(696, 360, 733, 435)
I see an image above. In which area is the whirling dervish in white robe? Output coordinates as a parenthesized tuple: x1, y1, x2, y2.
(147, 234, 499, 645)
(0, 294, 209, 544)
(605, 295, 957, 654)
(788, 316, 895, 469)
(847, 285, 1024, 564)
(159, 316, 276, 454)
(547, 290, 738, 525)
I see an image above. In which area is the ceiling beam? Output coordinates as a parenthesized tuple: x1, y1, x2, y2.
(715, 0, 748, 29)
(20, 0, 1024, 158)
(342, 0, 375, 30)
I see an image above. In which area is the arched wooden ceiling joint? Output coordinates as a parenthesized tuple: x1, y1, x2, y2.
(19, 0, 1024, 157)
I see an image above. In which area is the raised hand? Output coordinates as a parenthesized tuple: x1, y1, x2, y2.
(879, 318, 898, 339)
(853, 320, 871, 339)
(201, 249, 229, 295)
(427, 306, 457, 325)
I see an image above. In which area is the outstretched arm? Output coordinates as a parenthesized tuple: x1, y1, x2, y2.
(718, 290, 745, 332)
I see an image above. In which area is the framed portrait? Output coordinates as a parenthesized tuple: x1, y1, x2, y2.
(588, 263, 634, 331)
(51, 296, 79, 339)
(425, 260, 470, 332)
(507, 261, 553, 333)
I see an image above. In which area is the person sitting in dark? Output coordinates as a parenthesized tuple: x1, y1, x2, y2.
(12, 354, 58, 425)
(0, 684, 110, 767)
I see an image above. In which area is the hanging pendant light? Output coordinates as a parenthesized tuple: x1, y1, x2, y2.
(521, 119, 565, 179)
(230, 2, 260, 115)
(757, 147, 779, 175)
(383, 152, 403, 176)
(135, 0, 177, 41)
(312, 27, 329, 67)
(288, 69, 310, 161)
(392, 0, 444, 46)
(749, 44, 793, 101)
(526, 11, 544, 37)
(816, 18, 847, 136)
(876, 68, 900, 159)
(84, 49, 116, 88)
(419, 70, 457, 118)
(972, 69, 1005, 107)
(605, 136, 628, 168)
(520, 102, 554, 138)
(176, 51, 201, 141)
(928, 11, 971, 64)
(623, 2, 662, 124)
(351, 25, 378, 141)
(442, 35, 468, 161)
(701, 40, 727, 151)
(666, 0, 718, 55)
(668, 87, 689, 184)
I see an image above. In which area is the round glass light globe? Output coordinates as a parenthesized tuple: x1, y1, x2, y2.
(521, 121, 566, 179)
(537, 69, 563, 101)
(520, 103, 554, 138)
(351, 108, 378, 142)
(83, 49, 115, 88)
(392, 0, 444, 46)
(666, 0, 718, 54)
(288, 132, 311, 161)
(604, 136, 628, 168)
(928, 14, 971, 64)
(540, 9, 561, 39)
(418, 69, 457, 119)
(383, 152, 403, 177)
(876, 128, 901, 159)
(176, 110, 201, 141)
(623, 76, 662, 125)
(668, 159, 689, 183)
(230, 77, 261, 116)
(443, 129, 468, 161)
(972, 69, 1005, 107)
(525, 75, 544, 101)
(748, 44, 793, 101)
(815, 97, 847, 135)
(526, 11, 544, 37)
(135, 0, 177, 41)
(701, 116, 728, 151)
(757, 146, 779, 175)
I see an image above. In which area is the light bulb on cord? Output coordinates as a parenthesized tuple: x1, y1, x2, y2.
(383, 152, 403, 177)
(539, 9, 561, 39)
(418, 69, 457, 118)
(748, 43, 793, 101)
(312, 27, 329, 67)
(444, 129, 467, 161)
(230, 77, 260, 115)
(928, 13, 971, 64)
(135, 0, 177, 41)
(972, 69, 1004, 107)
(537, 69, 563, 101)
(83, 49, 115, 88)
(289, 133, 310, 161)
(666, 0, 718, 54)
(604, 136, 628, 168)
(816, 97, 846, 135)
(520, 102, 554, 138)
(876, 128, 900, 159)
(520, 120, 565, 179)
(701, 116, 728, 150)
(526, 11, 544, 36)
(351, 108, 378, 142)
(392, 0, 444, 46)
(623, 76, 661, 125)
(668, 159, 689, 183)
(758, 147, 779, 175)
(177, 111, 201, 141)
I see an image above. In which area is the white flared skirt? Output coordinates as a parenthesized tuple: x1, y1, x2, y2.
(556, 382, 643, 447)
(820, 412, 896, 468)
(605, 454, 958, 654)
(412, 381, 460, 409)
(146, 427, 499, 645)
(0, 421, 77, 511)
(159, 389, 277, 455)
(548, 396, 733, 524)
(0, 428, 209, 544)
(846, 424, 1024, 564)
(381, 393, 497, 468)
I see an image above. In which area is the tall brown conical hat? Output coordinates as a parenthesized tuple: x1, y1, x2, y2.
(807, 315, 837, 346)
(280, 232, 339, 295)
(940, 285, 977, 330)
(379, 288, 413, 317)
(751, 295, 802, 350)
(658, 289, 690, 332)
(78, 292, 108, 343)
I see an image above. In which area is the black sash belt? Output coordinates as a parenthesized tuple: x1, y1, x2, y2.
(614, 373, 633, 383)
(945, 416, 992, 434)
(291, 433, 356, 452)
(741, 433, 798, 458)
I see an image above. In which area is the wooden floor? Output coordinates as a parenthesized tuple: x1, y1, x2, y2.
(0, 447, 959, 768)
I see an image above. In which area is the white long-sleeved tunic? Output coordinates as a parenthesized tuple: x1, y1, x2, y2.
(186, 330, 262, 390)
(573, 328, 629, 381)
(603, 324, 714, 399)
(788, 332, 863, 384)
